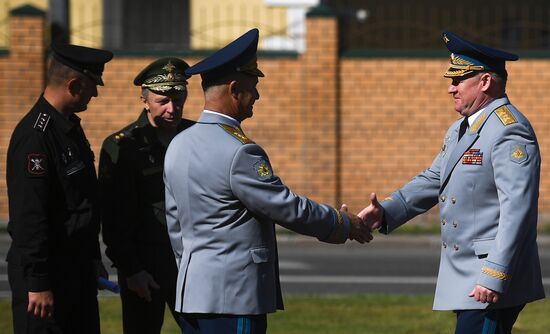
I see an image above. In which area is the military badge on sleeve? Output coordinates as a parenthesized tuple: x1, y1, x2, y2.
(26, 153, 48, 177)
(253, 159, 273, 180)
(510, 144, 528, 164)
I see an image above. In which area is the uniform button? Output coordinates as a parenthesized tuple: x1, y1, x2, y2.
(442, 241, 447, 248)
(451, 197, 456, 204)
(440, 195, 446, 202)
(453, 244, 459, 251)
(452, 221, 458, 228)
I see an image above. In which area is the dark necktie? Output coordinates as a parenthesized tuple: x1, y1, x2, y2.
(458, 117, 469, 142)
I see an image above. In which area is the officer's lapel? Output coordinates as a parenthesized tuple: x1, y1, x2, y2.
(440, 130, 478, 192)
(439, 97, 509, 193)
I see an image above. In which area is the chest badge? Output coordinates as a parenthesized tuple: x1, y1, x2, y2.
(462, 148, 483, 165)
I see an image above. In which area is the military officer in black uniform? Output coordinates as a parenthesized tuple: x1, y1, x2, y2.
(99, 57, 194, 334)
(6, 43, 113, 333)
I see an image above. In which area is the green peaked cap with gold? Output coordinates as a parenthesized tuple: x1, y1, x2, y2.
(133, 57, 190, 92)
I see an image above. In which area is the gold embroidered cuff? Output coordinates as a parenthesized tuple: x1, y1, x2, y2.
(481, 266, 510, 281)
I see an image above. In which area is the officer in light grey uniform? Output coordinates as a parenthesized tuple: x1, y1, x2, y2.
(164, 29, 370, 334)
(365, 32, 545, 334)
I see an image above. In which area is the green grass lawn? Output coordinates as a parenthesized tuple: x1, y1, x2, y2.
(0, 295, 548, 333)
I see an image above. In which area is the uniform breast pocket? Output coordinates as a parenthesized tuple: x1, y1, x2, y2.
(62, 160, 93, 210)
(65, 160, 86, 176)
(473, 238, 495, 259)
(140, 165, 164, 207)
(249, 247, 274, 284)
(250, 247, 272, 264)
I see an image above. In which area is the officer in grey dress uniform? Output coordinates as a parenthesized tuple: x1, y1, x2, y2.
(164, 28, 372, 334)
(360, 32, 545, 334)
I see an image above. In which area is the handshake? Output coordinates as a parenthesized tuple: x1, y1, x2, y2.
(341, 193, 384, 244)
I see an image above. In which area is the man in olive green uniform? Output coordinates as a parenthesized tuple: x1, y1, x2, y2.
(99, 58, 194, 334)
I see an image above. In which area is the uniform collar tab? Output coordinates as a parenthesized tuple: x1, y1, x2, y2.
(199, 110, 241, 128)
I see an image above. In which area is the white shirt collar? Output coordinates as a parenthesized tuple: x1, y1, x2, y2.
(467, 107, 485, 126)
(203, 110, 240, 125)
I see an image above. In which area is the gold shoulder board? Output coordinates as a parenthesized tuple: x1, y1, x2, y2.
(494, 106, 517, 126)
(218, 124, 253, 145)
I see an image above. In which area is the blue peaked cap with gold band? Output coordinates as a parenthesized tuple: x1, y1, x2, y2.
(442, 31, 518, 78)
(185, 28, 264, 84)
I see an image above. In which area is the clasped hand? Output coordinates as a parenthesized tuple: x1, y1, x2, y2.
(342, 193, 384, 244)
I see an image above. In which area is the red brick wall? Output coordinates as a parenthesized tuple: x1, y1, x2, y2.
(340, 58, 550, 217)
(340, 59, 455, 216)
(2, 10, 550, 225)
(80, 54, 312, 199)
(0, 14, 45, 218)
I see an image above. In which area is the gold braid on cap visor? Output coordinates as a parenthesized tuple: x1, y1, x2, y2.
(141, 73, 188, 92)
(444, 54, 486, 77)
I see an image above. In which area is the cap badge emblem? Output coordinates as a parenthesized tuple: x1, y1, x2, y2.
(163, 61, 176, 73)
(163, 61, 176, 82)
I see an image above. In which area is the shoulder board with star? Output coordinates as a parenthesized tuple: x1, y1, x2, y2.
(33, 112, 51, 132)
(218, 124, 254, 145)
(494, 105, 517, 126)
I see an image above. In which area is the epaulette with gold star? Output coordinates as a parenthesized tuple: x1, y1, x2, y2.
(494, 105, 517, 126)
(218, 124, 254, 145)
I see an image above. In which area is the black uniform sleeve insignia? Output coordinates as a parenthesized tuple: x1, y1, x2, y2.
(26, 153, 48, 177)
(33, 113, 51, 132)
